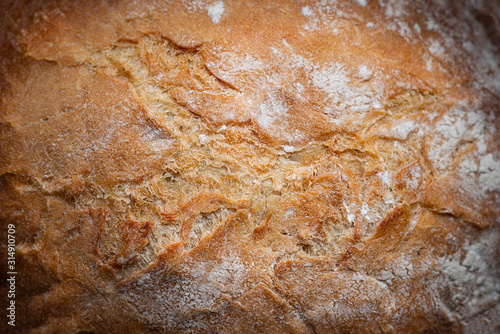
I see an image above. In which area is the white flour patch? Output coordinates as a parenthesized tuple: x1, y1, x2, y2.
(361, 203, 370, 220)
(407, 164, 422, 190)
(380, 0, 406, 18)
(478, 154, 500, 193)
(439, 241, 499, 312)
(356, 65, 373, 81)
(379, 171, 391, 187)
(344, 202, 355, 223)
(207, 1, 225, 24)
(429, 106, 500, 199)
(203, 44, 384, 143)
(255, 92, 288, 130)
(311, 63, 380, 114)
(124, 252, 248, 330)
(301, 6, 314, 17)
(390, 119, 416, 140)
(426, 107, 468, 173)
(428, 39, 446, 58)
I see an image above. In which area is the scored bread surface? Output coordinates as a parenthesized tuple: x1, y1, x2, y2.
(0, 0, 499, 333)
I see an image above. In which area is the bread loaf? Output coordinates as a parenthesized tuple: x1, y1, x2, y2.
(1, 0, 499, 333)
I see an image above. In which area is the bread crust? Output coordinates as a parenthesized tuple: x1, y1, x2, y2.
(1, 0, 499, 333)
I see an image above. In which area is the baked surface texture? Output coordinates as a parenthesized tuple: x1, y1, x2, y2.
(1, 0, 499, 333)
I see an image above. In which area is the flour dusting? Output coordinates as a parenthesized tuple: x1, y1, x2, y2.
(207, 1, 225, 24)
(311, 63, 380, 114)
(301, 6, 314, 17)
(439, 241, 499, 312)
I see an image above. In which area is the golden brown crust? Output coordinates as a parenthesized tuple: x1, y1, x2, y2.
(1, 0, 499, 333)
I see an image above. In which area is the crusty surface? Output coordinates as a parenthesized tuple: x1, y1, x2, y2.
(1, 0, 499, 333)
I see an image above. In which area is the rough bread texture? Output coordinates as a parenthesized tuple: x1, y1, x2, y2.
(1, 0, 500, 333)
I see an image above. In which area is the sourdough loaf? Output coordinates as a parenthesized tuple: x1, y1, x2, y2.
(1, 0, 500, 333)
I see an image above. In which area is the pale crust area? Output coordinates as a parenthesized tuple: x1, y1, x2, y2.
(1, 0, 499, 333)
